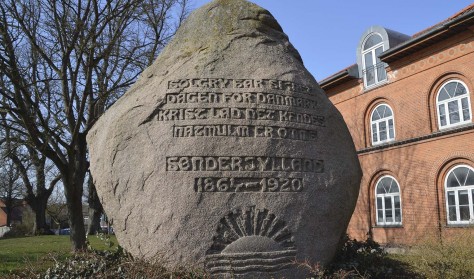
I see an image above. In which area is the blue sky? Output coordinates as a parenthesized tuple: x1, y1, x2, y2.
(191, 0, 474, 81)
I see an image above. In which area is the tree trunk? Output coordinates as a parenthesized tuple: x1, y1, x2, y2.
(65, 190, 86, 250)
(5, 201, 12, 227)
(31, 195, 53, 235)
(63, 134, 89, 251)
(87, 175, 103, 235)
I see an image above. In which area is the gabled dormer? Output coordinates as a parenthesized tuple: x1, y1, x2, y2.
(356, 26, 410, 90)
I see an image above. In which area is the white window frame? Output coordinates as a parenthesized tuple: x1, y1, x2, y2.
(436, 80, 472, 129)
(445, 165, 474, 225)
(375, 176, 402, 226)
(370, 104, 395, 145)
(362, 33, 387, 89)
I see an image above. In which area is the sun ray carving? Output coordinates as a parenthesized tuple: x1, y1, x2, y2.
(205, 206, 296, 275)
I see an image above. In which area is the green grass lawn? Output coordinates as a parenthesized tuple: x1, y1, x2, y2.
(0, 234, 118, 276)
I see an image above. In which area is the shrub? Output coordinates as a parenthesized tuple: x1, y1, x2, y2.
(37, 247, 210, 279)
(407, 231, 474, 279)
(3, 223, 33, 238)
(299, 235, 422, 279)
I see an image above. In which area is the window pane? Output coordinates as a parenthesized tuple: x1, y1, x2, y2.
(377, 197, 383, 208)
(389, 179, 399, 193)
(365, 68, 375, 86)
(394, 195, 400, 209)
(385, 209, 393, 222)
(372, 110, 380, 121)
(380, 177, 390, 193)
(467, 169, 474, 186)
(375, 47, 387, 82)
(385, 197, 392, 209)
(364, 51, 375, 86)
(395, 209, 401, 222)
(440, 115, 447, 127)
(461, 97, 470, 121)
(372, 123, 378, 142)
(444, 82, 457, 97)
(379, 122, 387, 141)
(439, 104, 447, 126)
(458, 190, 470, 219)
(447, 172, 460, 187)
(458, 190, 469, 205)
(375, 47, 384, 64)
(377, 209, 384, 223)
(448, 205, 457, 221)
(454, 82, 467, 97)
(388, 119, 394, 139)
(448, 101, 460, 124)
(454, 167, 468, 186)
(378, 105, 386, 117)
(472, 189, 474, 218)
(439, 104, 446, 116)
(377, 68, 386, 82)
(447, 191, 456, 205)
(364, 34, 383, 50)
(459, 205, 470, 221)
(438, 90, 450, 102)
(364, 52, 374, 68)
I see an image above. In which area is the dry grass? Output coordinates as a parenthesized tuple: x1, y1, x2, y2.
(4, 233, 474, 279)
(399, 231, 474, 279)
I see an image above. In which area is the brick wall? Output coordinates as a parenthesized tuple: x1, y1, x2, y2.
(0, 200, 7, 227)
(326, 28, 474, 245)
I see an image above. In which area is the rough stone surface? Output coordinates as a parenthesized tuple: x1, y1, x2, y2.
(87, 0, 362, 278)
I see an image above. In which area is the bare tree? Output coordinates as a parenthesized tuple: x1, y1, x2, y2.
(0, 0, 189, 250)
(1, 113, 61, 234)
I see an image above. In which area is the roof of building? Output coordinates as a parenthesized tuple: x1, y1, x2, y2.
(319, 4, 474, 89)
(380, 3, 474, 63)
(318, 64, 358, 90)
(413, 3, 474, 38)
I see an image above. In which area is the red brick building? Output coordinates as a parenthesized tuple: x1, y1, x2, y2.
(320, 5, 474, 245)
(0, 198, 26, 227)
(0, 199, 7, 227)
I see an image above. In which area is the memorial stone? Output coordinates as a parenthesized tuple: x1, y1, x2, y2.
(87, 0, 362, 278)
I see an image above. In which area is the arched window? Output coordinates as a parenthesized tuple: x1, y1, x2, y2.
(362, 33, 387, 88)
(437, 80, 471, 129)
(370, 104, 395, 145)
(445, 165, 474, 224)
(375, 176, 402, 225)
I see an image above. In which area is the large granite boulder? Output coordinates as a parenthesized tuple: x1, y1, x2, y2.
(87, 0, 362, 277)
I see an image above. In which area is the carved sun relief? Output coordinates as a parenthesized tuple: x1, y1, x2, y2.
(206, 206, 296, 275)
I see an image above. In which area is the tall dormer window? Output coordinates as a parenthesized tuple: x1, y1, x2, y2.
(362, 33, 387, 88)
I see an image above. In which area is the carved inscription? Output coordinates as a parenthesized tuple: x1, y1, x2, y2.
(166, 156, 324, 173)
(168, 78, 312, 94)
(172, 124, 317, 141)
(195, 177, 304, 192)
(166, 92, 318, 109)
(162, 78, 325, 195)
(161, 78, 325, 127)
(158, 107, 325, 126)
